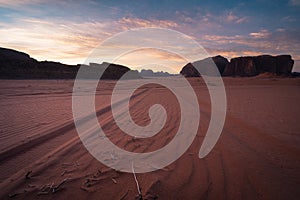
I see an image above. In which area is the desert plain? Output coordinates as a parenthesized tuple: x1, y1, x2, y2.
(0, 77, 300, 199)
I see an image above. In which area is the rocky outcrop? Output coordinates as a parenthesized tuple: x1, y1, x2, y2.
(275, 55, 294, 74)
(0, 50, 78, 78)
(180, 55, 229, 77)
(0, 47, 36, 62)
(0, 47, 140, 79)
(181, 54, 294, 77)
(180, 63, 200, 77)
(223, 55, 294, 77)
(211, 55, 229, 74)
(87, 62, 140, 79)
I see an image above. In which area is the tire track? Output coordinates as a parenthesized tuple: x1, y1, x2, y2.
(0, 89, 148, 181)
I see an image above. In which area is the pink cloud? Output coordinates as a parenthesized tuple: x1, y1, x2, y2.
(289, 0, 300, 6)
(118, 17, 178, 29)
(223, 11, 248, 24)
(249, 29, 271, 39)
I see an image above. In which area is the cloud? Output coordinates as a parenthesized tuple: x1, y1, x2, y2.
(114, 48, 186, 72)
(201, 28, 300, 64)
(174, 10, 197, 24)
(289, 0, 300, 6)
(203, 34, 243, 42)
(206, 48, 264, 60)
(117, 17, 178, 29)
(281, 16, 297, 22)
(0, 16, 179, 65)
(225, 12, 238, 22)
(276, 28, 286, 32)
(235, 17, 248, 23)
(0, 18, 107, 64)
(249, 29, 271, 39)
(223, 11, 248, 24)
(0, 0, 42, 8)
(0, 2, 299, 72)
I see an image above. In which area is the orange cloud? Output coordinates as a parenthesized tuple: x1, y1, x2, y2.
(118, 17, 178, 29)
(0, 19, 100, 64)
(114, 48, 186, 73)
(0, 16, 179, 65)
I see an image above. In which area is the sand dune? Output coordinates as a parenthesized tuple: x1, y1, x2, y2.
(0, 77, 300, 199)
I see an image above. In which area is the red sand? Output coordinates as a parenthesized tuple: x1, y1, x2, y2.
(0, 77, 300, 199)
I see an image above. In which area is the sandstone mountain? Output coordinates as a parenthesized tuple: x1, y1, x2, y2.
(180, 54, 294, 77)
(223, 55, 294, 76)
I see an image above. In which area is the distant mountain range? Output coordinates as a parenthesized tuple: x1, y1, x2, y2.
(139, 69, 175, 77)
(0, 47, 298, 79)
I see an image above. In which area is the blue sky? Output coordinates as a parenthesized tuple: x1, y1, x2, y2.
(0, 0, 299, 72)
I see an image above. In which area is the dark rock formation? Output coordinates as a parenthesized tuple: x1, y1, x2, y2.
(211, 55, 229, 74)
(223, 55, 294, 77)
(223, 56, 257, 76)
(254, 55, 277, 74)
(180, 55, 229, 77)
(85, 62, 140, 79)
(0, 47, 77, 79)
(275, 55, 294, 74)
(0, 47, 36, 62)
(180, 63, 200, 77)
(0, 47, 140, 79)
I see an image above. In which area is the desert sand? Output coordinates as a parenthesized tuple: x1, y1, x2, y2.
(0, 77, 300, 199)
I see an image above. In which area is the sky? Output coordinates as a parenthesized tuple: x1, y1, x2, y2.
(0, 0, 300, 72)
